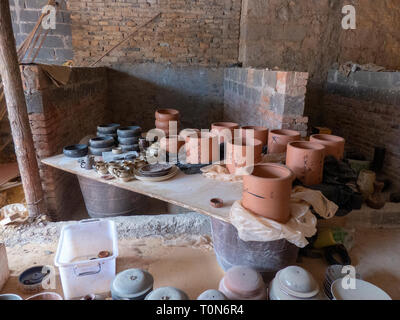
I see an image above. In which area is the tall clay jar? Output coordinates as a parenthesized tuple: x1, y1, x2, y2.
(268, 129, 301, 154)
(242, 163, 294, 223)
(155, 109, 180, 136)
(211, 122, 239, 144)
(240, 126, 269, 146)
(310, 134, 345, 160)
(186, 132, 219, 164)
(225, 138, 263, 175)
(286, 141, 326, 186)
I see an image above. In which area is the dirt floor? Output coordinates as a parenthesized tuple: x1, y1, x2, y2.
(1, 227, 400, 300)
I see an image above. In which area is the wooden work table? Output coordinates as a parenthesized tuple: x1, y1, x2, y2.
(42, 154, 243, 223)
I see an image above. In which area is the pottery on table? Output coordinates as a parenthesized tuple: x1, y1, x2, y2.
(331, 279, 391, 300)
(89, 146, 112, 156)
(197, 289, 227, 300)
(89, 137, 115, 148)
(97, 123, 120, 134)
(211, 122, 239, 144)
(269, 266, 324, 300)
(267, 129, 301, 154)
(240, 126, 269, 146)
(242, 163, 294, 223)
(155, 108, 180, 121)
(119, 144, 140, 152)
(18, 265, 50, 293)
(179, 128, 200, 142)
(118, 136, 139, 145)
(111, 269, 154, 300)
(63, 144, 88, 158)
(0, 294, 23, 300)
(185, 132, 219, 165)
(26, 292, 63, 300)
(94, 161, 109, 175)
(219, 266, 267, 300)
(145, 287, 189, 300)
(159, 135, 185, 154)
(79, 155, 95, 170)
(155, 109, 180, 137)
(117, 126, 142, 138)
(310, 134, 345, 160)
(286, 141, 326, 186)
(139, 163, 173, 177)
(225, 137, 263, 175)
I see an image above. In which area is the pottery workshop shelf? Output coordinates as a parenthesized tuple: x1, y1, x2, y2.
(41, 154, 242, 222)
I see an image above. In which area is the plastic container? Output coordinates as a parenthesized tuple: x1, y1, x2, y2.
(54, 219, 119, 300)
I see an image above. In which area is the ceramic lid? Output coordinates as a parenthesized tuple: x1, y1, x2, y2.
(224, 266, 264, 297)
(197, 290, 227, 300)
(145, 287, 189, 300)
(111, 269, 154, 299)
(331, 279, 391, 300)
(277, 266, 319, 298)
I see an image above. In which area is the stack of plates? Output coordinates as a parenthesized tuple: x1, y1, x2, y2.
(323, 265, 361, 300)
(136, 163, 179, 182)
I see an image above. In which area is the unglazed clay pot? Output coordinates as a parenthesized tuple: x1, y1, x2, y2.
(267, 129, 301, 154)
(211, 122, 239, 143)
(286, 141, 326, 186)
(242, 163, 294, 223)
(159, 135, 185, 154)
(179, 128, 200, 143)
(186, 132, 219, 164)
(225, 137, 263, 175)
(155, 108, 180, 121)
(310, 134, 345, 160)
(219, 266, 267, 300)
(155, 119, 179, 137)
(240, 126, 269, 146)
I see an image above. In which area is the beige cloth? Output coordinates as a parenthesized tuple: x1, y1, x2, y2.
(201, 153, 286, 182)
(229, 186, 338, 248)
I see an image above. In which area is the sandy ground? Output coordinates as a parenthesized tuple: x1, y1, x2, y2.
(1, 227, 400, 300)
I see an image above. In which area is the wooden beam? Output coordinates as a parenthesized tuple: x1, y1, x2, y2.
(0, 0, 46, 217)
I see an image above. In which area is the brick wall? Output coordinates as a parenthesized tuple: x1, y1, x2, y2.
(67, 0, 241, 67)
(10, 0, 73, 64)
(21, 64, 108, 221)
(322, 70, 400, 186)
(224, 68, 309, 136)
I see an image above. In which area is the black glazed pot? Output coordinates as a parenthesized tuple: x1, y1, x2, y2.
(63, 144, 88, 158)
(89, 137, 115, 148)
(119, 144, 140, 152)
(118, 136, 140, 145)
(97, 123, 120, 134)
(117, 126, 142, 138)
(89, 146, 113, 156)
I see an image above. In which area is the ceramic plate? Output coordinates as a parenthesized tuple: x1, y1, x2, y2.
(135, 166, 179, 182)
(331, 279, 391, 300)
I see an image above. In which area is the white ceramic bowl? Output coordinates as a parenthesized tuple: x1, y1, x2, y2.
(331, 279, 391, 300)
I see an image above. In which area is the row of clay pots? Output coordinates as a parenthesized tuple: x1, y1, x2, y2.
(210, 122, 269, 146)
(155, 109, 180, 137)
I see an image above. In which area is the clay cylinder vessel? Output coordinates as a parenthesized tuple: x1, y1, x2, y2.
(211, 122, 239, 144)
(242, 163, 294, 223)
(155, 109, 180, 137)
(155, 108, 180, 121)
(225, 138, 263, 175)
(310, 134, 345, 160)
(268, 129, 301, 154)
(286, 141, 326, 186)
(186, 132, 219, 164)
(160, 135, 185, 154)
(179, 128, 200, 143)
(240, 126, 269, 146)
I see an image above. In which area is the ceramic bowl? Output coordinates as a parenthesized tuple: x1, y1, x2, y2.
(97, 123, 120, 134)
(118, 136, 140, 145)
(18, 265, 50, 293)
(155, 109, 180, 121)
(63, 144, 88, 158)
(0, 294, 23, 300)
(117, 126, 142, 138)
(111, 269, 154, 300)
(89, 137, 115, 148)
(331, 279, 391, 300)
(197, 289, 227, 300)
(145, 287, 189, 300)
(89, 146, 112, 156)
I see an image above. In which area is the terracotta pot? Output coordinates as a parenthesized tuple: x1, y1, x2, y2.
(310, 134, 345, 160)
(211, 122, 239, 143)
(179, 128, 201, 143)
(186, 132, 219, 164)
(160, 135, 185, 154)
(155, 108, 180, 121)
(240, 126, 269, 146)
(286, 141, 326, 186)
(242, 163, 294, 223)
(268, 129, 301, 154)
(225, 138, 263, 175)
(155, 119, 179, 137)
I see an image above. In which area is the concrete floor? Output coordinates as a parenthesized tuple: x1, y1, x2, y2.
(1, 213, 399, 300)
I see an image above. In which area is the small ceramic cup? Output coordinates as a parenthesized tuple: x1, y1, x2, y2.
(94, 161, 108, 175)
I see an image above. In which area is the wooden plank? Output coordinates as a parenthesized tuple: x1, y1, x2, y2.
(42, 154, 243, 223)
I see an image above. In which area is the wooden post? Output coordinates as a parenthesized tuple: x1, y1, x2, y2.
(0, 0, 46, 217)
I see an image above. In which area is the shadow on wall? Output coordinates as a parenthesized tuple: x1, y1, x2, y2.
(107, 64, 225, 132)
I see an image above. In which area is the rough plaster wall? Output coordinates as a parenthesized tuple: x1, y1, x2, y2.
(108, 63, 224, 131)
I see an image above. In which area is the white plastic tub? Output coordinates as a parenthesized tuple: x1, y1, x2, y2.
(55, 219, 118, 300)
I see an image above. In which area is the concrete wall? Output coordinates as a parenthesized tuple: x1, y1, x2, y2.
(322, 70, 400, 186)
(224, 68, 309, 136)
(108, 64, 225, 131)
(22, 65, 108, 220)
